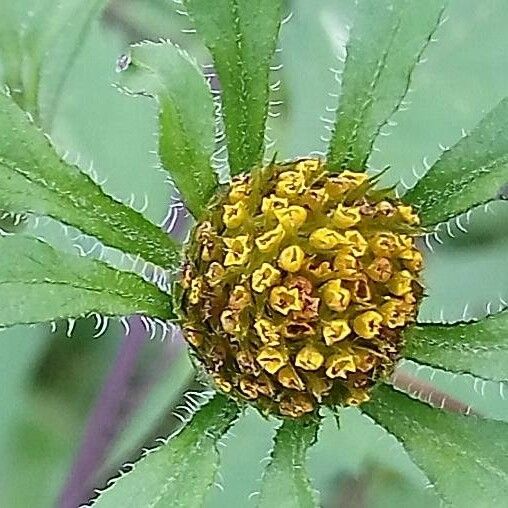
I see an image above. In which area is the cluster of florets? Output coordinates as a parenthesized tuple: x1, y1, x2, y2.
(179, 159, 423, 417)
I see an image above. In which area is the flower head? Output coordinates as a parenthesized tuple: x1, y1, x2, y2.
(180, 159, 423, 417)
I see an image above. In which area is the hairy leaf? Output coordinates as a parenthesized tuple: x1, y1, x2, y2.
(404, 310, 508, 382)
(0, 92, 180, 269)
(38, 0, 109, 128)
(327, 0, 445, 171)
(183, 0, 283, 175)
(0, 236, 172, 327)
(404, 97, 508, 225)
(92, 394, 239, 508)
(257, 418, 320, 508)
(119, 41, 218, 218)
(363, 384, 508, 507)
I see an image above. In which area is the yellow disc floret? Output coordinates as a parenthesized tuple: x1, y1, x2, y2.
(180, 159, 423, 418)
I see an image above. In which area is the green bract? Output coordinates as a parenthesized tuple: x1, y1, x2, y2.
(0, 0, 507, 507)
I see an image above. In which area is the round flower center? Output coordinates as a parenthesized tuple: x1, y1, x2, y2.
(179, 159, 423, 418)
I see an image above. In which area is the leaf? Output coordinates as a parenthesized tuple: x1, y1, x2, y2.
(403, 310, 508, 382)
(363, 384, 508, 507)
(118, 41, 218, 218)
(103, 354, 195, 473)
(38, 0, 109, 128)
(0, 2, 24, 99)
(92, 393, 240, 508)
(327, 0, 445, 172)
(257, 418, 320, 508)
(1, 0, 107, 123)
(0, 92, 180, 269)
(183, 0, 283, 175)
(403, 97, 508, 226)
(0, 236, 172, 327)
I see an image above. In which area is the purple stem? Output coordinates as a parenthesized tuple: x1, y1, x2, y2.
(58, 316, 147, 508)
(58, 204, 190, 508)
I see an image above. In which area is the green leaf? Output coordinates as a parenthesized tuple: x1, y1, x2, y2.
(257, 418, 320, 508)
(404, 310, 508, 382)
(183, 0, 283, 175)
(403, 97, 508, 226)
(0, 236, 172, 327)
(327, 0, 445, 172)
(1, 0, 107, 123)
(38, 0, 109, 128)
(93, 394, 240, 508)
(118, 41, 218, 218)
(103, 354, 195, 473)
(0, 2, 24, 100)
(0, 91, 180, 269)
(363, 384, 508, 507)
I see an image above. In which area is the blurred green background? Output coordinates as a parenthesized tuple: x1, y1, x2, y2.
(0, 0, 507, 507)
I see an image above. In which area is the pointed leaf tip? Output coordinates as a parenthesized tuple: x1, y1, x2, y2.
(257, 418, 320, 508)
(92, 394, 239, 507)
(404, 97, 508, 225)
(118, 41, 218, 219)
(327, 0, 446, 172)
(0, 236, 173, 327)
(0, 92, 180, 269)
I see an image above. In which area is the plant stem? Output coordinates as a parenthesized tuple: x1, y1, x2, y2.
(391, 369, 478, 415)
(58, 204, 190, 508)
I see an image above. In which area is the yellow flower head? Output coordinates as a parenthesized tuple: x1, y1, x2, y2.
(365, 257, 393, 282)
(353, 310, 383, 339)
(251, 263, 281, 293)
(295, 158, 321, 178)
(278, 365, 305, 391)
(332, 204, 362, 228)
(270, 286, 303, 315)
(278, 245, 305, 272)
(333, 252, 360, 279)
(295, 345, 324, 371)
(254, 318, 281, 345)
(229, 176, 251, 203)
(256, 347, 286, 374)
(224, 235, 251, 266)
(323, 319, 352, 345)
(275, 170, 306, 197)
(223, 201, 248, 229)
(387, 270, 413, 296)
(370, 232, 401, 258)
(188, 278, 203, 305)
(325, 353, 357, 379)
(322, 279, 351, 312)
(181, 160, 423, 417)
(274, 205, 308, 231)
(325, 170, 369, 198)
(380, 299, 408, 328)
(205, 262, 226, 287)
(255, 224, 285, 252)
(261, 195, 289, 216)
(309, 228, 345, 250)
(398, 204, 421, 225)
